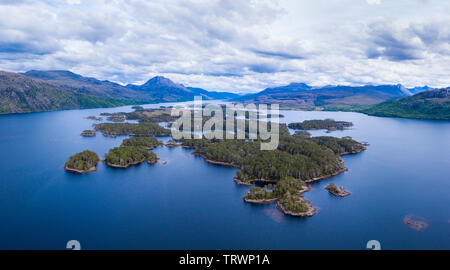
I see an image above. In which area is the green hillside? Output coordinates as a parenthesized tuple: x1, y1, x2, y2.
(0, 71, 140, 114)
(362, 88, 450, 120)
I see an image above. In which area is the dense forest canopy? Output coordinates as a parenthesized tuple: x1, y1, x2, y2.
(121, 137, 161, 149)
(65, 150, 100, 172)
(105, 146, 157, 167)
(288, 119, 353, 131)
(181, 133, 365, 183)
(93, 122, 171, 137)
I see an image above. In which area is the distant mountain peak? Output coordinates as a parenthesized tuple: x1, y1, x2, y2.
(143, 76, 185, 89)
(395, 84, 412, 96)
(288, 82, 311, 88)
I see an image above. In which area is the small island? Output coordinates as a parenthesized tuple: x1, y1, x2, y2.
(107, 115, 126, 122)
(243, 178, 316, 217)
(105, 146, 158, 168)
(179, 127, 368, 217)
(93, 122, 171, 137)
(81, 130, 96, 137)
(325, 183, 351, 197)
(81, 108, 367, 218)
(288, 119, 353, 132)
(276, 194, 317, 217)
(65, 150, 100, 173)
(85, 116, 102, 121)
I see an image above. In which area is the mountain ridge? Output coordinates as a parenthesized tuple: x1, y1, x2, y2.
(0, 71, 137, 114)
(234, 82, 416, 108)
(24, 70, 238, 102)
(126, 75, 239, 101)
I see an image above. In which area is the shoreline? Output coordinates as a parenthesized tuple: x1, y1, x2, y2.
(340, 147, 366, 156)
(147, 158, 159, 165)
(64, 165, 97, 174)
(182, 142, 365, 218)
(275, 200, 317, 217)
(243, 197, 278, 204)
(107, 157, 159, 168)
(190, 152, 240, 168)
(233, 177, 253, 186)
(304, 166, 348, 183)
(325, 186, 351, 197)
(106, 159, 146, 168)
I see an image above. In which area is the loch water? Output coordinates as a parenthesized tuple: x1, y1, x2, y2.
(0, 102, 449, 249)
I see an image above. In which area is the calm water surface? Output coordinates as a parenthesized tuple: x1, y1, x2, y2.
(0, 103, 449, 249)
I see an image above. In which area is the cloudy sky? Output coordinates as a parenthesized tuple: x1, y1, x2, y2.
(0, 0, 449, 92)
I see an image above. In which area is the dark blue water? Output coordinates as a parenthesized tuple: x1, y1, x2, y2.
(0, 104, 449, 249)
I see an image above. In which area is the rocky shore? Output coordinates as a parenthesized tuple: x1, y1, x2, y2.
(147, 158, 159, 165)
(325, 183, 351, 197)
(243, 197, 278, 204)
(64, 165, 97, 174)
(106, 159, 146, 168)
(304, 166, 348, 183)
(275, 200, 317, 217)
(233, 177, 253, 186)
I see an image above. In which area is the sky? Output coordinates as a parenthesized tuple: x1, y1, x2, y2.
(0, 0, 449, 93)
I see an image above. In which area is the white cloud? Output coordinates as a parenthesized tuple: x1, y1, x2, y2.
(366, 0, 381, 5)
(0, 0, 448, 92)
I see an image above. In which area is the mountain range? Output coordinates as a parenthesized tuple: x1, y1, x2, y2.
(126, 75, 238, 101)
(0, 70, 239, 114)
(234, 82, 417, 109)
(0, 69, 446, 119)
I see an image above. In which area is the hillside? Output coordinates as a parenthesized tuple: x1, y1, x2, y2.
(235, 83, 412, 109)
(362, 88, 450, 120)
(23, 70, 154, 101)
(23, 70, 238, 102)
(0, 71, 135, 114)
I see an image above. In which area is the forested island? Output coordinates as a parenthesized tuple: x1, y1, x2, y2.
(85, 116, 102, 121)
(123, 108, 177, 123)
(93, 122, 171, 137)
(325, 183, 351, 197)
(165, 139, 181, 147)
(288, 119, 353, 132)
(65, 150, 100, 173)
(81, 130, 96, 137)
(71, 106, 367, 217)
(243, 178, 315, 216)
(106, 115, 126, 122)
(121, 137, 162, 149)
(181, 132, 365, 185)
(180, 128, 366, 217)
(105, 146, 158, 168)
